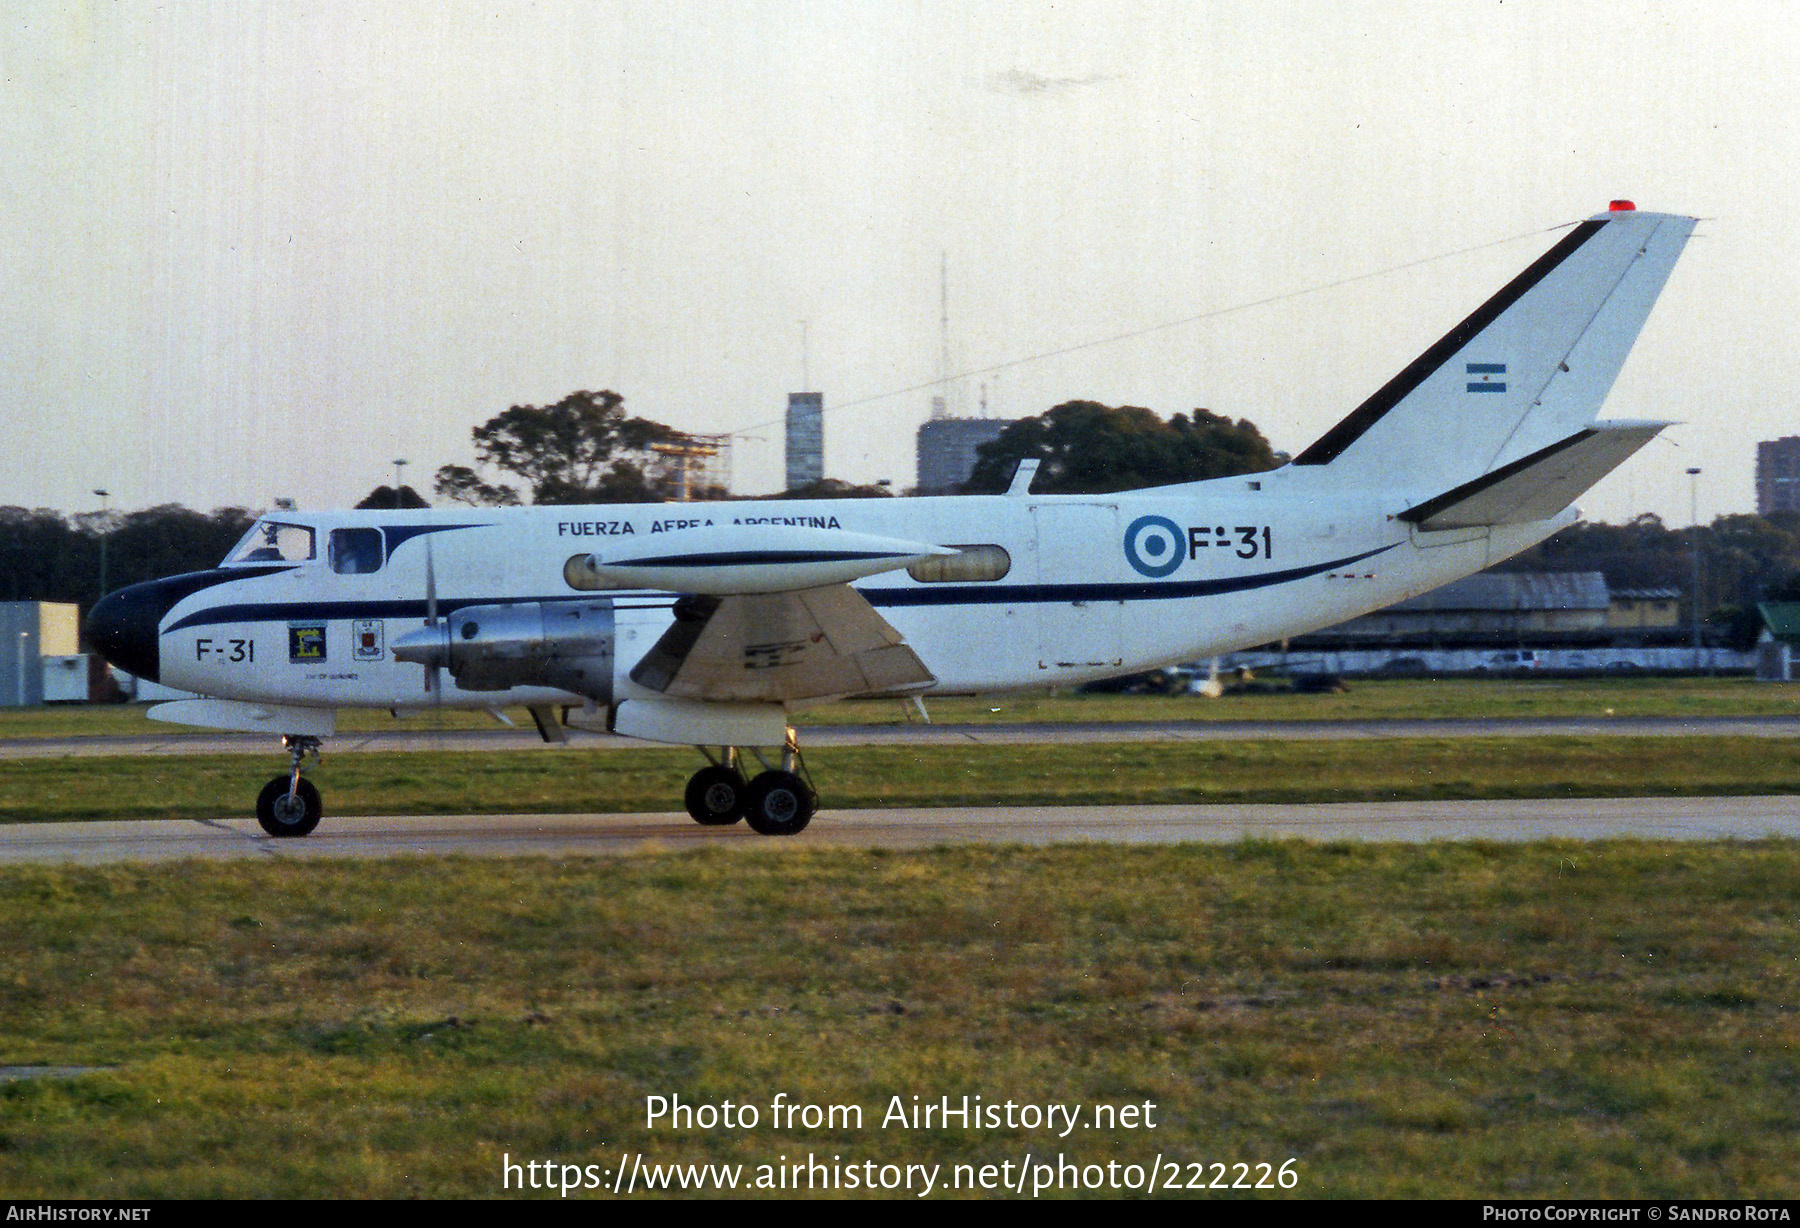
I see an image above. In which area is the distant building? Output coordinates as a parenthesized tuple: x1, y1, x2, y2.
(0, 601, 81, 707)
(1607, 588, 1683, 630)
(1295, 572, 1619, 651)
(1758, 436, 1800, 516)
(1249, 570, 1749, 673)
(1756, 602, 1800, 681)
(785, 392, 823, 491)
(916, 417, 1010, 495)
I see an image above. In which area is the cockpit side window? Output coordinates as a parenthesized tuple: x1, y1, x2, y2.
(328, 528, 385, 574)
(225, 520, 316, 565)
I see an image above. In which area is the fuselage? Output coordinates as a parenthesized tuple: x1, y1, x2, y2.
(91, 465, 1566, 716)
(72, 205, 1691, 837)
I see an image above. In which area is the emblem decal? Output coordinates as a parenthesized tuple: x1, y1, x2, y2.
(352, 618, 384, 661)
(288, 622, 327, 663)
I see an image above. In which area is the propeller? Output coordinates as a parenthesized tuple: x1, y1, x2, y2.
(419, 531, 448, 744)
(423, 531, 441, 699)
(391, 535, 450, 717)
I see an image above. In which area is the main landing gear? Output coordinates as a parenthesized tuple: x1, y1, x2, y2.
(256, 734, 323, 837)
(683, 736, 817, 836)
(248, 730, 815, 839)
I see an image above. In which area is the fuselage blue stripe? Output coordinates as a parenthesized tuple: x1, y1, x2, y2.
(866, 543, 1397, 607)
(604, 550, 904, 568)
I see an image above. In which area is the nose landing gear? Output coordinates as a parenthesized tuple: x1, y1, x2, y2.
(256, 734, 323, 837)
(683, 733, 816, 835)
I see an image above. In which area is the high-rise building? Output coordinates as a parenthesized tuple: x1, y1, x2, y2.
(785, 392, 823, 491)
(916, 417, 1011, 494)
(1758, 437, 1800, 516)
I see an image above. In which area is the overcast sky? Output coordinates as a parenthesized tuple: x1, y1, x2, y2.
(5, 0, 1797, 524)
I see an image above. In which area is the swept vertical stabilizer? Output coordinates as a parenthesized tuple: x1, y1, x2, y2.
(1292, 206, 1694, 490)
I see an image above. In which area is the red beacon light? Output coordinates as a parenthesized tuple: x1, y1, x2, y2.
(1608, 199, 1636, 211)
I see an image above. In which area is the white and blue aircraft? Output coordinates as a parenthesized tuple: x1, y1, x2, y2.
(85, 203, 1695, 837)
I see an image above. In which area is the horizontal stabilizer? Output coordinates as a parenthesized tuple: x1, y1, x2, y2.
(1397, 421, 1667, 531)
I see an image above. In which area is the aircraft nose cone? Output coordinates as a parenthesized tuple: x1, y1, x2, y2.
(84, 581, 170, 682)
(82, 564, 295, 687)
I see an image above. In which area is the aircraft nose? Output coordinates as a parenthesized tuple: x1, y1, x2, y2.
(84, 580, 173, 683)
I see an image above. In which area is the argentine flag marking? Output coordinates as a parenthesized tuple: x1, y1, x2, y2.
(1466, 361, 1506, 393)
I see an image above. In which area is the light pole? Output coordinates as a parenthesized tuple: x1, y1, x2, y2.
(93, 488, 110, 600)
(1686, 466, 1703, 671)
(392, 459, 408, 509)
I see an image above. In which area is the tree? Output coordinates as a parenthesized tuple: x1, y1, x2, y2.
(0, 504, 255, 606)
(432, 466, 522, 508)
(762, 478, 894, 500)
(354, 484, 429, 510)
(1767, 569, 1800, 602)
(433, 389, 689, 506)
(961, 401, 1280, 495)
(1497, 509, 1800, 638)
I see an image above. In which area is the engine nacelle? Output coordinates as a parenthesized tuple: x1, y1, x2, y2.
(569, 522, 954, 595)
(391, 600, 614, 699)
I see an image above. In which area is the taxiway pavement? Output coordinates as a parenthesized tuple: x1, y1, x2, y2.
(4, 795, 1796, 864)
(5, 714, 1800, 760)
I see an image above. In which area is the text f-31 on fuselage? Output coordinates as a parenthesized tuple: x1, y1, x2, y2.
(84, 202, 1696, 837)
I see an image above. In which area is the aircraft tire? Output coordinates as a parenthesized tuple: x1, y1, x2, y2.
(742, 770, 814, 836)
(256, 776, 322, 838)
(685, 766, 748, 826)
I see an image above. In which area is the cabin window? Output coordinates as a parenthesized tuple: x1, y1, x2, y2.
(906, 544, 1011, 583)
(564, 554, 619, 591)
(225, 520, 315, 565)
(328, 528, 385, 574)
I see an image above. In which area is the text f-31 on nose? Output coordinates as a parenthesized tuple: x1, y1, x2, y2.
(1188, 525, 1272, 559)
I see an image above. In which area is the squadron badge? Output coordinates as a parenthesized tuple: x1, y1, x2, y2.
(352, 618, 384, 661)
(288, 622, 327, 663)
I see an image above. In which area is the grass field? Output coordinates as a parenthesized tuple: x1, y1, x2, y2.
(3, 843, 1797, 1199)
(3, 736, 1800, 824)
(0, 677, 1795, 740)
(5, 679, 1797, 1199)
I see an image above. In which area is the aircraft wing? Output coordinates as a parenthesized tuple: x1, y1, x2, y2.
(586, 522, 946, 703)
(629, 585, 935, 703)
(1396, 420, 1667, 531)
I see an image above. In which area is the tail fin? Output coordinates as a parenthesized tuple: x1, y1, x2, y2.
(1292, 206, 1694, 490)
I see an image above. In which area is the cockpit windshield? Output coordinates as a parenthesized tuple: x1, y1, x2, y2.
(224, 520, 316, 565)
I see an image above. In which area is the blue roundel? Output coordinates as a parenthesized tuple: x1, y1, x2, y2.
(1122, 515, 1184, 578)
